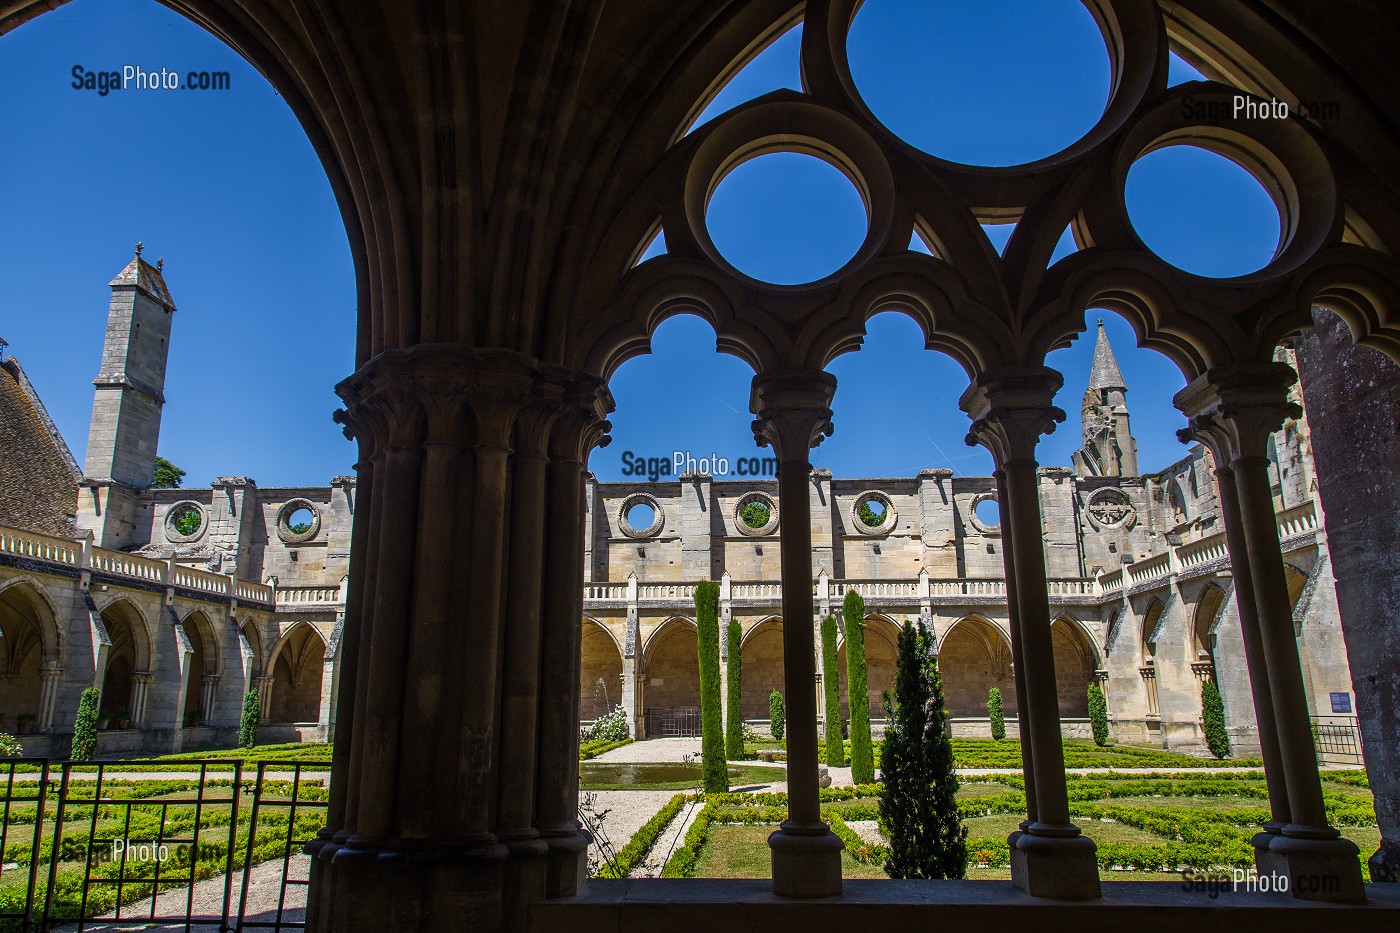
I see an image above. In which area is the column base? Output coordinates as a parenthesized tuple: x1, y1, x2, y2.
(769, 822, 843, 898)
(1369, 839, 1400, 883)
(543, 829, 591, 898)
(1008, 828, 1101, 900)
(1255, 830, 1366, 902)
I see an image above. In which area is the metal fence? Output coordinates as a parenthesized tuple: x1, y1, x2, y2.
(0, 756, 330, 932)
(643, 707, 701, 738)
(1311, 715, 1365, 765)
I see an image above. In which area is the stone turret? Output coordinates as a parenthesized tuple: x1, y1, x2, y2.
(1072, 321, 1139, 477)
(76, 245, 177, 546)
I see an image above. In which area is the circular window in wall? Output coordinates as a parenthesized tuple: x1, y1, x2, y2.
(276, 499, 322, 544)
(1087, 488, 1136, 529)
(852, 490, 896, 535)
(619, 493, 665, 538)
(970, 495, 1001, 534)
(735, 491, 779, 536)
(165, 501, 207, 543)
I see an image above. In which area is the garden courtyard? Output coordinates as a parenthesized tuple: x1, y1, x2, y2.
(577, 737, 1381, 884)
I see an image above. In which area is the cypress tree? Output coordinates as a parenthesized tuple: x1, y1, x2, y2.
(768, 690, 785, 741)
(695, 581, 728, 792)
(1087, 682, 1110, 747)
(71, 687, 101, 762)
(843, 590, 874, 783)
(240, 689, 261, 749)
(1201, 679, 1231, 759)
(880, 621, 966, 879)
(725, 618, 745, 759)
(988, 686, 1005, 741)
(821, 614, 843, 767)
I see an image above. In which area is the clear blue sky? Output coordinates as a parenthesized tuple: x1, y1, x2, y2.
(2, 0, 1281, 489)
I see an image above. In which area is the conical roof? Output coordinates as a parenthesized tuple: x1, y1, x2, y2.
(109, 243, 176, 310)
(1088, 319, 1125, 391)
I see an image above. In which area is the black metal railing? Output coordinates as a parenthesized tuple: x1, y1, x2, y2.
(0, 756, 329, 933)
(1311, 715, 1364, 765)
(643, 707, 701, 738)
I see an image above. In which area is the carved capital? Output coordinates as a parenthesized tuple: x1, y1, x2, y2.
(1174, 363, 1301, 466)
(749, 372, 836, 462)
(546, 369, 613, 463)
(960, 368, 1064, 467)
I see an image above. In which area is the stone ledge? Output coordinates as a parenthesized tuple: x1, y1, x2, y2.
(528, 879, 1400, 933)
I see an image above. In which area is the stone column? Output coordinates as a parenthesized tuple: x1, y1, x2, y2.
(37, 664, 63, 731)
(305, 349, 611, 932)
(963, 368, 1099, 899)
(751, 372, 843, 898)
(254, 676, 274, 723)
(1177, 364, 1364, 902)
(130, 673, 152, 726)
(200, 675, 219, 725)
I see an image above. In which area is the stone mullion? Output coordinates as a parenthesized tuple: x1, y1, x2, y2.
(1213, 462, 1290, 831)
(346, 436, 424, 848)
(750, 372, 843, 899)
(963, 369, 1099, 900)
(454, 385, 529, 846)
(1176, 364, 1363, 901)
(536, 381, 610, 898)
(992, 467, 1037, 824)
(495, 398, 559, 853)
(396, 390, 471, 843)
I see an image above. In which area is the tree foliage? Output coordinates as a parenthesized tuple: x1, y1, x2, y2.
(152, 456, 186, 489)
(988, 686, 1005, 741)
(739, 501, 771, 529)
(725, 618, 744, 760)
(694, 581, 728, 792)
(880, 621, 966, 879)
(240, 689, 261, 749)
(768, 690, 785, 741)
(1201, 679, 1231, 759)
(843, 590, 874, 783)
(71, 687, 101, 762)
(1087, 682, 1110, 747)
(857, 500, 885, 528)
(821, 614, 843, 767)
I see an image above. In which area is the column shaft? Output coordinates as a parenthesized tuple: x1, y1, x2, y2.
(775, 459, 821, 829)
(993, 468, 1037, 824)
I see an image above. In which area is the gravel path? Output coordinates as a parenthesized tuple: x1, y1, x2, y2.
(580, 789, 676, 871)
(633, 794, 706, 877)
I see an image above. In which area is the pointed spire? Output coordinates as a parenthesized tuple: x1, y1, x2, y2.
(109, 244, 176, 311)
(1087, 319, 1126, 391)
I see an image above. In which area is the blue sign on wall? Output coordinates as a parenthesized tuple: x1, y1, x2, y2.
(1330, 692, 1352, 713)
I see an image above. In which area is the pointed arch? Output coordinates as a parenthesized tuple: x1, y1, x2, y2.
(1051, 615, 1098, 717)
(937, 615, 1017, 718)
(268, 621, 328, 724)
(641, 616, 699, 724)
(0, 577, 63, 663)
(97, 597, 152, 671)
(1141, 598, 1167, 664)
(1193, 583, 1228, 668)
(740, 616, 785, 720)
(0, 578, 60, 721)
(580, 619, 624, 721)
(835, 613, 900, 723)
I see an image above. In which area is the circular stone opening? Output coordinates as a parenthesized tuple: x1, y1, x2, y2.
(735, 492, 779, 536)
(286, 507, 316, 535)
(857, 498, 887, 528)
(975, 497, 1001, 528)
(848, 0, 1111, 166)
(625, 501, 656, 530)
(852, 491, 896, 534)
(1125, 145, 1280, 277)
(741, 500, 771, 529)
(168, 504, 203, 539)
(706, 152, 867, 285)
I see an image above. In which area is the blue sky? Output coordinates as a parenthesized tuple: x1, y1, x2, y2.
(3, 0, 1281, 489)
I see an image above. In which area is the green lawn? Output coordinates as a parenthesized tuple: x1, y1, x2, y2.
(693, 824, 886, 879)
(964, 812, 1162, 846)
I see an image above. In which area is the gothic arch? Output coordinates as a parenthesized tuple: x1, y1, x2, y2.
(0, 579, 60, 721)
(740, 616, 784, 721)
(641, 617, 699, 719)
(937, 615, 1017, 719)
(96, 597, 152, 672)
(1193, 583, 1228, 668)
(269, 621, 328, 724)
(1140, 598, 1167, 664)
(1051, 616, 1098, 718)
(579, 619, 624, 721)
(0, 577, 62, 664)
(835, 614, 899, 723)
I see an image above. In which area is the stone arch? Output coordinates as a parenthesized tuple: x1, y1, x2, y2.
(936, 616, 1016, 718)
(1284, 563, 1308, 610)
(0, 580, 59, 723)
(835, 614, 900, 723)
(579, 619, 623, 721)
(1051, 616, 1098, 718)
(740, 617, 784, 721)
(98, 598, 153, 720)
(1192, 584, 1228, 672)
(0, 577, 62, 663)
(269, 621, 327, 724)
(641, 617, 699, 725)
(178, 609, 219, 725)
